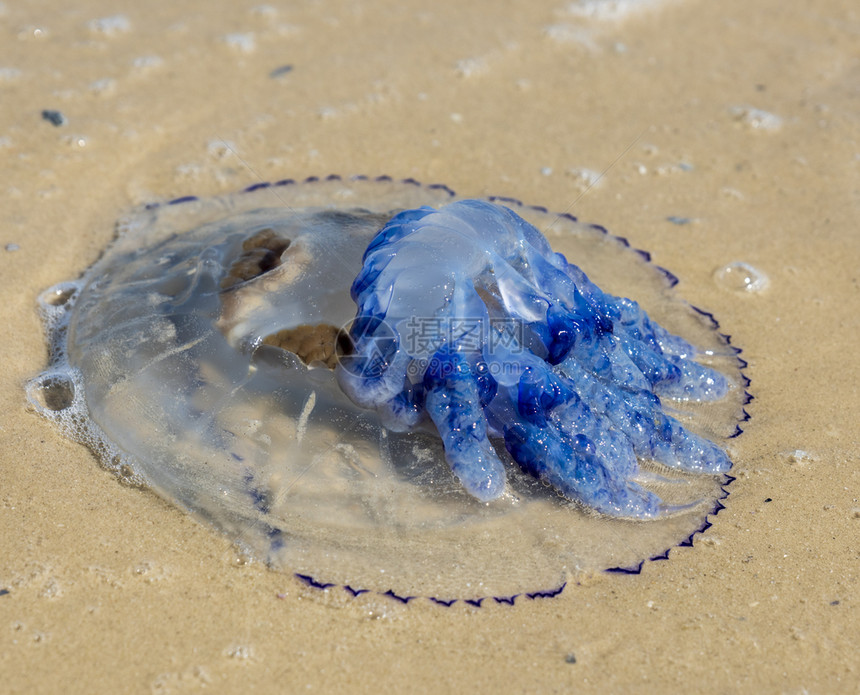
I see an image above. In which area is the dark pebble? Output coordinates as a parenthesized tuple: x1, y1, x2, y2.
(41, 109, 67, 127)
(269, 65, 294, 78)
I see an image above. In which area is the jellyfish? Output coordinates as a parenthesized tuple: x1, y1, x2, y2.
(27, 176, 748, 602)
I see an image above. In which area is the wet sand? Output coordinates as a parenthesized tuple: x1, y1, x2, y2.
(1, 0, 858, 692)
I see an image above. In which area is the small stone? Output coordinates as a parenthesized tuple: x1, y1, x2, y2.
(41, 110, 67, 127)
(269, 64, 294, 78)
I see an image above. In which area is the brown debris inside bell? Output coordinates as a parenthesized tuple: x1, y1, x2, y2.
(263, 323, 346, 368)
(221, 228, 291, 290)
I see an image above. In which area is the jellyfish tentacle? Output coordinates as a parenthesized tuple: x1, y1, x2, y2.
(524, 247, 726, 400)
(423, 349, 507, 501)
(503, 421, 660, 518)
(504, 360, 658, 515)
(377, 381, 425, 432)
(557, 358, 731, 474)
(514, 363, 638, 478)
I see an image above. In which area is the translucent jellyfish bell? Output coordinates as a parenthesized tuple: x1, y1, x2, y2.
(27, 176, 748, 603)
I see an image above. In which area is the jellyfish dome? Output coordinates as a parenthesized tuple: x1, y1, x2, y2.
(27, 176, 748, 603)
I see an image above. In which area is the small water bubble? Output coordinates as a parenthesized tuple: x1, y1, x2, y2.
(17, 25, 48, 40)
(29, 375, 75, 412)
(543, 24, 594, 48)
(251, 5, 278, 19)
(565, 167, 601, 192)
(63, 134, 88, 149)
(223, 33, 256, 54)
(89, 78, 116, 95)
(729, 105, 783, 132)
(132, 55, 164, 72)
(714, 262, 769, 293)
(454, 57, 486, 78)
(87, 15, 131, 36)
(41, 285, 77, 307)
(224, 643, 256, 662)
(0, 67, 21, 82)
(780, 449, 818, 466)
(207, 140, 237, 160)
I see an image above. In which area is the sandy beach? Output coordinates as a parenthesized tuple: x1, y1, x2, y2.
(1, 0, 858, 692)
